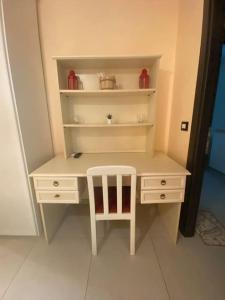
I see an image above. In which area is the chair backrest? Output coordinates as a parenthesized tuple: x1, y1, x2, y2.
(87, 165, 137, 219)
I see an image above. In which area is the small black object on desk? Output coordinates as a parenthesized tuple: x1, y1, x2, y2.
(72, 152, 82, 159)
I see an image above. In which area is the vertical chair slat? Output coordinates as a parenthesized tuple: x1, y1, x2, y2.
(117, 175, 122, 214)
(102, 175, 109, 214)
(130, 174, 136, 213)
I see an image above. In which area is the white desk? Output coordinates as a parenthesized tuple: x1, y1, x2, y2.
(30, 152, 190, 243)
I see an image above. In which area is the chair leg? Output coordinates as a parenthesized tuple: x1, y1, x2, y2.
(130, 219, 135, 255)
(90, 218, 97, 255)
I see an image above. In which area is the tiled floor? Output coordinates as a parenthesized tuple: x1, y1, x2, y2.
(200, 167, 225, 226)
(1, 205, 225, 300)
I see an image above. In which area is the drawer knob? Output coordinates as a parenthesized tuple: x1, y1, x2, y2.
(160, 193, 166, 200)
(54, 194, 60, 198)
(161, 180, 166, 186)
(53, 181, 59, 187)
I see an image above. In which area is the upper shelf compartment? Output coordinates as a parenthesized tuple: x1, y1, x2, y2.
(54, 55, 161, 91)
(53, 55, 161, 69)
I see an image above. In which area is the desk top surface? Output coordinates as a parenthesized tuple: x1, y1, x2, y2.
(30, 152, 190, 177)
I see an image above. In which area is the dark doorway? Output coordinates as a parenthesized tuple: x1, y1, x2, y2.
(179, 0, 225, 236)
(199, 44, 225, 226)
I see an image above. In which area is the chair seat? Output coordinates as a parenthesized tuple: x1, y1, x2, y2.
(94, 186, 131, 214)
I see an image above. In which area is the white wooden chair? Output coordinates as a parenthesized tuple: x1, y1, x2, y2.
(87, 165, 137, 255)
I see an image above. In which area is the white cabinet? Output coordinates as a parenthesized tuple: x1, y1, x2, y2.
(0, 0, 53, 235)
(141, 189, 184, 204)
(36, 191, 79, 204)
(34, 177, 79, 191)
(141, 176, 186, 190)
(34, 176, 83, 204)
(141, 175, 185, 204)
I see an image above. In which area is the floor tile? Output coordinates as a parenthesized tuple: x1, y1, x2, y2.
(3, 207, 225, 300)
(86, 237, 169, 300)
(56, 205, 91, 239)
(58, 204, 167, 243)
(2, 236, 91, 300)
(152, 233, 225, 300)
(0, 237, 36, 298)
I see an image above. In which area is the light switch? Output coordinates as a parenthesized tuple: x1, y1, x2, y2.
(181, 121, 189, 131)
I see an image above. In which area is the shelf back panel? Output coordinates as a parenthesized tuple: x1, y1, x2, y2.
(61, 95, 154, 125)
(67, 127, 149, 155)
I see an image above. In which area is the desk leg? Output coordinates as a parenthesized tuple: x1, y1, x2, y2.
(158, 203, 181, 243)
(39, 203, 67, 243)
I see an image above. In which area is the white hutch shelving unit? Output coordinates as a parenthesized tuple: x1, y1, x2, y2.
(54, 56, 161, 158)
(31, 55, 190, 243)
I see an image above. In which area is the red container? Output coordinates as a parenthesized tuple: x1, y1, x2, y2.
(68, 70, 78, 89)
(139, 69, 150, 89)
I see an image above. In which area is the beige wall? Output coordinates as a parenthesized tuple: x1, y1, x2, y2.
(37, 0, 179, 154)
(37, 0, 203, 163)
(168, 0, 203, 165)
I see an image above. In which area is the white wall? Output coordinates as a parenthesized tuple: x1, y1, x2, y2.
(168, 0, 204, 165)
(0, 2, 36, 235)
(37, 0, 180, 154)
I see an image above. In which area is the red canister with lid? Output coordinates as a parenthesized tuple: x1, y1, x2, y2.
(139, 69, 150, 89)
(68, 70, 78, 89)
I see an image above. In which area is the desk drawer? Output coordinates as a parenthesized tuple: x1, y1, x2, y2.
(141, 176, 185, 190)
(36, 191, 79, 203)
(34, 177, 78, 190)
(141, 189, 184, 204)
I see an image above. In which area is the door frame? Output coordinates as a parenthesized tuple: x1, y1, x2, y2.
(180, 0, 225, 236)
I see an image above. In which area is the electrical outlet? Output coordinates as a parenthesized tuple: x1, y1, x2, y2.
(181, 121, 189, 131)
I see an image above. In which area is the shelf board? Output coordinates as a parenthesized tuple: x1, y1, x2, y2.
(60, 88, 156, 97)
(63, 122, 154, 128)
(53, 55, 161, 69)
